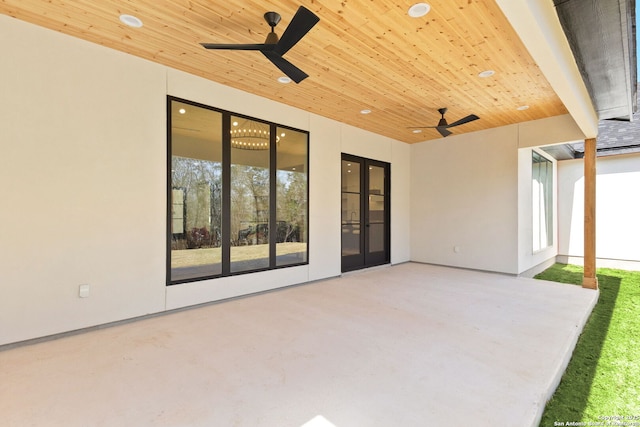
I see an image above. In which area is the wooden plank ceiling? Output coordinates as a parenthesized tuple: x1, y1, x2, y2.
(0, 0, 569, 143)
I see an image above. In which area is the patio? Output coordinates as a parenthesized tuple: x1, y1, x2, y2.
(0, 262, 597, 427)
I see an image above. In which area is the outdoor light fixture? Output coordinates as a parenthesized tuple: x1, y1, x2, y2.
(478, 70, 495, 78)
(408, 3, 431, 18)
(119, 14, 143, 28)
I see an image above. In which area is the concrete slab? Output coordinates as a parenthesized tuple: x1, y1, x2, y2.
(0, 263, 597, 427)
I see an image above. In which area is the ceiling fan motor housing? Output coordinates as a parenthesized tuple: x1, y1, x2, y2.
(437, 107, 448, 126)
(264, 12, 281, 28)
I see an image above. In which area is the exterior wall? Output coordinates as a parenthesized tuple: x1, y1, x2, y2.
(409, 125, 520, 274)
(557, 152, 640, 270)
(390, 141, 412, 264)
(409, 117, 576, 276)
(0, 16, 411, 345)
(1, 15, 167, 345)
(518, 114, 585, 149)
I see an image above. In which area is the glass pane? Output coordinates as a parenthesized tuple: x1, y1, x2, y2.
(369, 165, 385, 196)
(369, 165, 385, 253)
(170, 101, 223, 281)
(545, 160, 553, 246)
(230, 116, 270, 272)
(342, 160, 360, 192)
(532, 152, 553, 251)
(276, 127, 308, 266)
(369, 223, 385, 252)
(369, 194, 385, 223)
(342, 193, 361, 224)
(342, 223, 361, 256)
(342, 160, 361, 257)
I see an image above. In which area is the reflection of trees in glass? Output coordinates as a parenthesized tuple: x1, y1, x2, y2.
(171, 156, 222, 248)
(231, 165, 269, 245)
(277, 170, 307, 243)
(169, 100, 309, 281)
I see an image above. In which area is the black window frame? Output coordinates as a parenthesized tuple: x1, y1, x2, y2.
(166, 96, 310, 285)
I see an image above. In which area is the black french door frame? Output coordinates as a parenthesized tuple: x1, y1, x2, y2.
(341, 154, 391, 272)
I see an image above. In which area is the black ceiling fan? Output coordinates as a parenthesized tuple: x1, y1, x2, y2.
(409, 108, 480, 137)
(200, 6, 319, 84)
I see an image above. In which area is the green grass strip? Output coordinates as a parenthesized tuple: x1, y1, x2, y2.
(536, 264, 640, 426)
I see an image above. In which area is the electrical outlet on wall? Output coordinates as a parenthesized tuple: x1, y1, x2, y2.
(78, 284, 90, 298)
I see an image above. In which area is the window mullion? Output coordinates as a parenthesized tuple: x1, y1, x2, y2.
(221, 112, 231, 275)
(269, 123, 277, 268)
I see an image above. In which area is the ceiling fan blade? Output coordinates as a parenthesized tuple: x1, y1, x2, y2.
(447, 114, 479, 127)
(275, 6, 320, 55)
(436, 127, 452, 137)
(200, 43, 275, 51)
(262, 51, 309, 83)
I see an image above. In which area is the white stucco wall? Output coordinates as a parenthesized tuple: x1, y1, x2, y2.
(409, 117, 576, 276)
(517, 114, 585, 149)
(558, 152, 640, 269)
(0, 15, 411, 345)
(1, 15, 167, 344)
(390, 141, 412, 264)
(409, 125, 520, 274)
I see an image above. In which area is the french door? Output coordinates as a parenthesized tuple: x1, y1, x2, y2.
(341, 154, 390, 272)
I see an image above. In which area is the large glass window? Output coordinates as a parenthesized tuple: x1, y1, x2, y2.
(170, 101, 223, 281)
(276, 126, 308, 266)
(168, 98, 309, 284)
(532, 151, 553, 252)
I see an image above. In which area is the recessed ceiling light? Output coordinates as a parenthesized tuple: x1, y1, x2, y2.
(280, 132, 286, 137)
(478, 70, 495, 78)
(412, 129, 423, 134)
(517, 105, 530, 111)
(360, 109, 372, 114)
(408, 3, 431, 18)
(178, 108, 186, 114)
(232, 121, 238, 126)
(119, 14, 143, 28)
(277, 76, 291, 84)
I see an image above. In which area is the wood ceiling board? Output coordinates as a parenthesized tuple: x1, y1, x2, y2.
(0, 0, 568, 143)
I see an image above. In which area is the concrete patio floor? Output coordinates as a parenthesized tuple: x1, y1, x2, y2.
(0, 262, 598, 427)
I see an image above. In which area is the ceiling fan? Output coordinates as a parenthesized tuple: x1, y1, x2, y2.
(409, 108, 480, 137)
(200, 6, 319, 84)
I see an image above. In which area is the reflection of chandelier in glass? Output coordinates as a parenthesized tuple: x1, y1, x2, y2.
(230, 120, 279, 150)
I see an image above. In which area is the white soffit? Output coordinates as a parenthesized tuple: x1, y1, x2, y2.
(495, 0, 599, 139)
